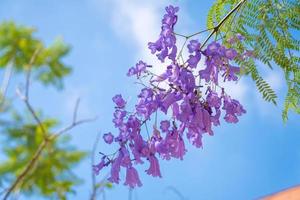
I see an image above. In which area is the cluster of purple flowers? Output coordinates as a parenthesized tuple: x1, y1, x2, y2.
(94, 5, 250, 188)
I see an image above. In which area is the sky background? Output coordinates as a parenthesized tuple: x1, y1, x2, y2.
(0, 0, 300, 200)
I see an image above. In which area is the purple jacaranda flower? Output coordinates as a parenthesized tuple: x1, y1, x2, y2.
(187, 40, 201, 53)
(112, 94, 126, 108)
(202, 107, 213, 135)
(160, 120, 170, 132)
(124, 166, 142, 188)
(206, 41, 221, 56)
(224, 48, 237, 60)
(130, 134, 146, 164)
(175, 136, 186, 160)
(146, 155, 162, 178)
(177, 69, 196, 92)
(148, 5, 179, 62)
(206, 88, 221, 108)
(222, 94, 246, 123)
(127, 67, 136, 76)
(177, 99, 192, 123)
(155, 139, 169, 159)
(108, 151, 123, 184)
(168, 45, 177, 61)
(93, 157, 106, 175)
(103, 132, 114, 144)
(161, 92, 182, 113)
(187, 52, 201, 68)
(136, 61, 147, 73)
(223, 66, 240, 82)
(172, 102, 180, 119)
(113, 110, 126, 128)
(120, 148, 132, 168)
(199, 60, 219, 84)
(236, 33, 245, 41)
(211, 109, 221, 126)
(127, 61, 149, 77)
(187, 128, 203, 148)
(191, 104, 213, 135)
(135, 88, 157, 119)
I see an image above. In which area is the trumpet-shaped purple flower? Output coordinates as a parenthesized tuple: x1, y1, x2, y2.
(93, 157, 106, 175)
(124, 166, 142, 188)
(146, 155, 162, 177)
(127, 60, 149, 77)
(112, 94, 126, 108)
(148, 5, 179, 62)
(108, 151, 123, 184)
(103, 132, 114, 144)
(222, 95, 246, 123)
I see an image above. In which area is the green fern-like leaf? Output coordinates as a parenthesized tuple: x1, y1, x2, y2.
(207, 0, 300, 120)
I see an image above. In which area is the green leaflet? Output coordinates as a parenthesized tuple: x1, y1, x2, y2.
(208, 0, 300, 120)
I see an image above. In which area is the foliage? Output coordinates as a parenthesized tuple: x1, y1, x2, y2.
(0, 21, 71, 88)
(0, 115, 86, 199)
(207, 0, 300, 120)
(0, 21, 91, 199)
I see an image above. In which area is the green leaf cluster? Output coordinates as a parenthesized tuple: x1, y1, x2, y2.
(0, 21, 71, 88)
(0, 115, 86, 199)
(207, 0, 300, 120)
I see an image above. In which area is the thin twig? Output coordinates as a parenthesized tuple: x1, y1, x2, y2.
(90, 132, 101, 200)
(16, 47, 48, 137)
(0, 62, 14, 110)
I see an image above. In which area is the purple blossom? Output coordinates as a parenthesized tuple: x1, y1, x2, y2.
(160, 120, 170, 132)
(127, 60, 149, 77)
(223, 66, 240, 81)
(187, 40, 201, 53)
(224, 48, 237, 60)
(124, 166, 142, 188)
(103, 132, 114, 144)
(108, 151, 123, 184)
(187, 52, 201, 68)
(93, 158, 106, 175)
(148, 5, 179, 62)
(222, 94, 246, 123)
(146, 155, 162, 177)
(206, 88, 221, 108)
(206, 42, 221, 56)
(161, 92, 182, 113)
(112, 94, 126, 108)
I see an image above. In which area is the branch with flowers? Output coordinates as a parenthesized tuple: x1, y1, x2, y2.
(94, 0, 252, 188)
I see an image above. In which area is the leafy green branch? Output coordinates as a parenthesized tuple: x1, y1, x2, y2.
(1, 49, 97, 200)
(207, 0, 300, 120)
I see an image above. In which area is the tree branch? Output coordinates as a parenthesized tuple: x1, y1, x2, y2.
(90, 132, 101, 200)
(200, 0, 247, 50)
(0, 62, 14, 110)
(2, 52, 97, 200)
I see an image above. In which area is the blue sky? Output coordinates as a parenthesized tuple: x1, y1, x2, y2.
(0, 0, 300, 199)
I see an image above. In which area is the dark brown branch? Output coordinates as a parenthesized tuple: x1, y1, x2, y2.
(200, 0, 247, 50)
